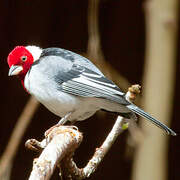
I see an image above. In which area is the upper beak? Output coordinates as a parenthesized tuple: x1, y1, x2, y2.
(8, 65, 23, 76)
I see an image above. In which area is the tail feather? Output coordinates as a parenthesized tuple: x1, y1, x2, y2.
(127, 104, 176, 136)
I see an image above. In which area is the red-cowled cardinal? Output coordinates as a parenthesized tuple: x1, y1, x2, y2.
(7, 45, 176, 136)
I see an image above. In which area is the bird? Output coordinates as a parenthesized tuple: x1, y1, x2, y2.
(7, 45, 176, 136)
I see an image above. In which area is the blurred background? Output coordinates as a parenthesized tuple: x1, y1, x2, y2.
(0, 0, 179, 179)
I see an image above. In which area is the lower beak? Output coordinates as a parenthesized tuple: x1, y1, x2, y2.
(8, 65, 23, 76)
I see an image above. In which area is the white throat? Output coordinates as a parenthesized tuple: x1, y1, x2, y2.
(26, 45, 42, 61)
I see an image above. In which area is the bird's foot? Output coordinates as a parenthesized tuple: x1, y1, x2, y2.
(45, 113, 76, 137)
(45, 124, 78, 137)
(45, 123, 62, 137)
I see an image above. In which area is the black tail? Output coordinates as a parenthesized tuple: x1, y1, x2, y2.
(127, 104, 176, 136)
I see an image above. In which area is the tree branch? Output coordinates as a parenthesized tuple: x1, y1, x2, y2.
(28, 126, 83, 180)
(0, 96, 39, 179)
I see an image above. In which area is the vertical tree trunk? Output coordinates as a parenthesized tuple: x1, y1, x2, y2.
(132, 0, 178, 180)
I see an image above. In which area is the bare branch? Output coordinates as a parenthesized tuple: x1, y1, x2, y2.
(87, 0, 103, 61)
(0, 96, 39, 179)
(82, 116, 127, 178)
(28, 126, 83, 180)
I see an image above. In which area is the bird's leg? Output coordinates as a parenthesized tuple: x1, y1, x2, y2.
(58, 112, 72, 125)
(45, 112, 72, 137)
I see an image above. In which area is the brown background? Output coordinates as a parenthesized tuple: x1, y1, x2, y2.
(0, 0, 179, 179)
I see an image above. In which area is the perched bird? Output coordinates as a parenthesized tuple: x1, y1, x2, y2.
(7, 45, 176, 136)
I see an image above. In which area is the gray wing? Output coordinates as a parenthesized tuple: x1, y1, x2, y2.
(54, 64, 130, 105)
(40, 48, 129, 105)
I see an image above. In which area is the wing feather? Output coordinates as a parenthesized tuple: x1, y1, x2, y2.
(55, 64, 129, 105)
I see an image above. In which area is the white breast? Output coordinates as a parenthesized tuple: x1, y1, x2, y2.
(24, 67, 99, 120)
(25, 67, 78, 115)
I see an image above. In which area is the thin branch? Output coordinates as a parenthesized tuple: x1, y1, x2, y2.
(82, 116, 127, 178)
(0, 96, 39, 179)
(87, 0, 103, 61)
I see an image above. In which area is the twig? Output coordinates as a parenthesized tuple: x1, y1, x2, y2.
(82, 116, 127, 179)
(0, 96, 39, 179)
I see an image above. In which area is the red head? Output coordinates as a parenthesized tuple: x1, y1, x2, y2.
(7, 46, 34, 79)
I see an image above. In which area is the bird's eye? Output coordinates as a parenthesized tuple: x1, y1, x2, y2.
(21, 56, 27, 62)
